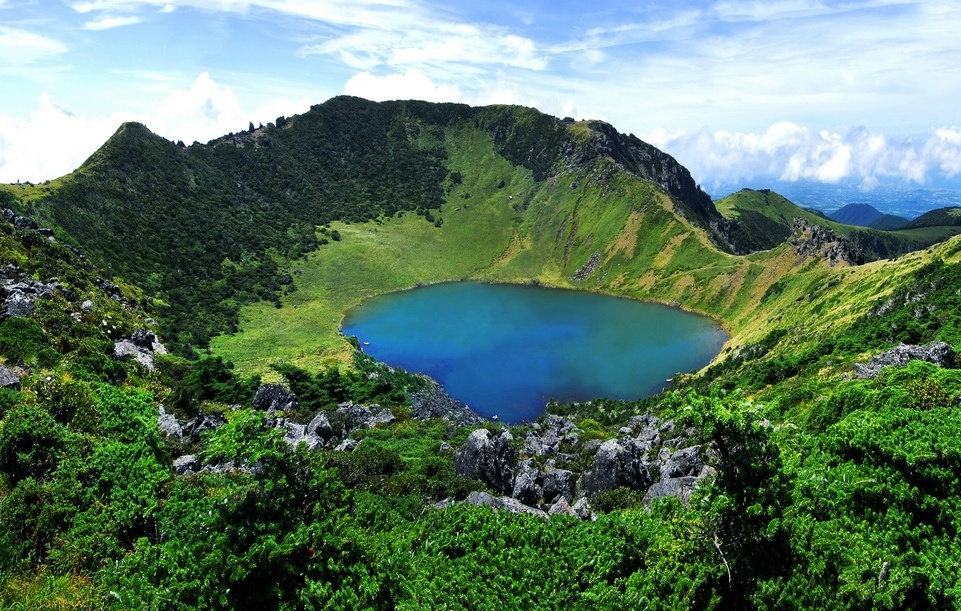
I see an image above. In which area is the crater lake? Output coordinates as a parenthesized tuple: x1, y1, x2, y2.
(342, 282, 728, 422)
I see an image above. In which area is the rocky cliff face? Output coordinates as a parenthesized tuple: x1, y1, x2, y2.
(789, 218, 864, 266)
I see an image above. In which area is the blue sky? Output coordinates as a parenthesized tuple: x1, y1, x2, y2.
(2, 0, 960, 194)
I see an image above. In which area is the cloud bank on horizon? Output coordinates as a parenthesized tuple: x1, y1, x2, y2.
(1, 0, 960, 195)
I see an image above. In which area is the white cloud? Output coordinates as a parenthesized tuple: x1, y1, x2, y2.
(0, 26, 68, 69)
(83, 16, 143, 30)
(0, 94, 129, 183)
(344, 69, 462, 103)
(646, 123, 961, 192)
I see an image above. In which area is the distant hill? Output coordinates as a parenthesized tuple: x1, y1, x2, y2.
(870, 214, 909, 230)
(827, 203, 908, 230)
(901, 206, 961, 229)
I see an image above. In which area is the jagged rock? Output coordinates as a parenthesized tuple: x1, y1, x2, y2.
(582, 438, 653, 496)
(571, 497, 594, 521)
(182, 411, 226, 439)
(455, 428, 517, 494)
(280, 420, 325, 450)
(252, 384, 300, 413)
(548, 496, 574, 517)
(370, 407, 396, 427)
(660, 445, 703, 479)
(335, 438, 360, 452)
(173, 454, 200, 475)
(512, 470, 541, 506)
(525, 414, 580, 456)
(307, 412, 334, 442)
(335, 401, 373, 429)
(157, 406, 184, 439)
(114, 339, 157, 371)
(465, 491, 548, 519)
(542, 466, 574, 504)
(3, 291, 35, 318)
(0, 364, 20, 389)
(854, 341, 956, 379)
(131, 327, 157, 349)
(643, 476, 700, 507)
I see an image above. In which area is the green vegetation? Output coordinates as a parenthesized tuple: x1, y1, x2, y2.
(4, 98, 961, 608)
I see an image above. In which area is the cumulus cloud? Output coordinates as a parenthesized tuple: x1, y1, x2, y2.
(0, 94, 129, 183)
(645, 123, 961, 192)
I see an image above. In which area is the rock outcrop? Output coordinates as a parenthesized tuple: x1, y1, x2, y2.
(451, 412, 713, 517)
(854, 341, 956, 379)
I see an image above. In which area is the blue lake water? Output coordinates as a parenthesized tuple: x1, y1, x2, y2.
(342, 282, 728, 422)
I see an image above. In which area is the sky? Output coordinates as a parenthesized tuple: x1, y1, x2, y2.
(2, 0, 961, 195)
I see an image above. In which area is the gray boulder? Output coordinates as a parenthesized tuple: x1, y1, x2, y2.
(173, 454, 200, 475)
(582, 438, 653, 496)
(512, 470, 542, 507)
(307, 412, 334, 442)
(157, 406, 184, 439)
(643, 476, 701, 507)
(465, 491, 548, 519)
(455, 428, 517, 494)
(4, 291, 35, 318)
(541, 466, 574, 504)
(660, 445, 703, 480)
(252, 384, 300, 413)
(0, 364, 20, 389)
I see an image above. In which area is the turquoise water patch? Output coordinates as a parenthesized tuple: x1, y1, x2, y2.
(342, 282, 727, 422)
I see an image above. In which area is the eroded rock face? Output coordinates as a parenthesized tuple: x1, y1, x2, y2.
(455, 428, 517, 495)
(854, 341, 956, 379)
